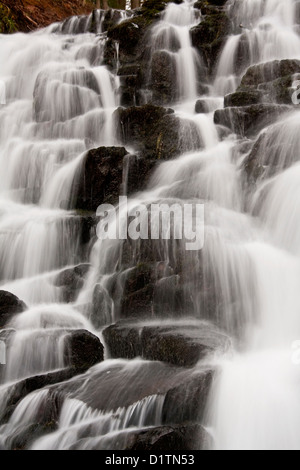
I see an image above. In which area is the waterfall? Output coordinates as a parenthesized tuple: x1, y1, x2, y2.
(0, 0, 300, 451)
(214, 0, 300, 95)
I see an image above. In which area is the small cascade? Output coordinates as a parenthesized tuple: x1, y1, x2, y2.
(31, 394, 165, 450)
(150, 1, 202, 103)
(0, 0, 300, 452)
(214, 0, 300, 95)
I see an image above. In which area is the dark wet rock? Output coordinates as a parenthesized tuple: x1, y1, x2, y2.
(195, 99, 210, 113)
(118, 65, 142, 107)
(258, 75, 298, 105)
(119, 240, 221, 321)
(2, 389, 64, 450)
(242, 113, 300, 185)
(115, 104, 172, 151)
(117, 260, 193, 319)
(77, 215, 97, 247)
(0, 291, 27, 328)
(214, 104, 290, 138)
(224, 90, 262, 107)
(162, 369, 214, 424)
(54, 264, 90, 302)
(190, 9, 229, 75)
(241, 60, 300, 87)
(103, 8, 131, 32)
(103, 320, 230, 367)
(104, 15, 151, 71)
(74, 146, 127, 211)
(53, 359, 211, 417)
(115, 104, 203, 160)
(0, 370, 74, 424)
(126, 155, 157, 194)
(124, 423, 210, 451)
(194, 0, 227, 9)
(150, 50, 177, 105)
(64, 329, 104, 372)
(120, 263, 156, 318)
(1, 331, 103, 423)
(225, 60, 300, 108)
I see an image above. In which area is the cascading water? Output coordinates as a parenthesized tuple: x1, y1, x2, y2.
(0, 0, 300, 451)
(214, 0, 300, 95)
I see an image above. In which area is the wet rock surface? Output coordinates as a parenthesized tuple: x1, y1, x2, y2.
(115, 104, 203, 161)
(54, 264, 91, 302)
(124, 423, 210, 451)
(0, 291, 27, 328)
(214, 104, 291, 138)
(74, 146, 127, 211)
(64, 329, 104, 372)
(225, 59, 300, 107)
(191, 4, 229, 75)
(103, 320, 230, 367)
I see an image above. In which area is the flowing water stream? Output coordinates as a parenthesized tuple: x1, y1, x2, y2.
(0, 0, 299, 450)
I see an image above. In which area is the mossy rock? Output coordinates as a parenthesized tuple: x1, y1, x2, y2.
(141, 0, 183, 20)
(240, 59, 300, 87)
(226, 59, 300, 108)
(224, 89, 263, 107)
(190, 9, 229, 74)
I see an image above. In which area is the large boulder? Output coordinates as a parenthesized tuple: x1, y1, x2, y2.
(54, 264, 90, 302)
(74, 146, 127, 211)
(162, 369, 213, 424)
(241, 60, 300, 87)
(104, 14, 152, 71)
(190, 7, 229, 75)
(64, 329, 104, 372)
(225, 59, 300, 107)
(103, 320, 230, 367)
(0, 369, 75, 425)
(214, 104, 290, 138)
(117, 261, 194, 319)
(242, 112, 300, 185)
(0, 291, 27, 328)
(124, 424, 210, 451)
(115, 104, 203, 160)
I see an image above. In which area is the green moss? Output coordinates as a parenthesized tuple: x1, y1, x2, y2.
(0, 3, 17, 34)
(141, 0, 180, 21)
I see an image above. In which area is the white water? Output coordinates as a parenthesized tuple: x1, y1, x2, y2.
(151, 1, 202, 102)
(0, 0, 300, 451)
(214, 0, 300, 95)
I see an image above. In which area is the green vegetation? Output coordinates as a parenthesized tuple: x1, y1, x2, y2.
(0, 3, 17, 34)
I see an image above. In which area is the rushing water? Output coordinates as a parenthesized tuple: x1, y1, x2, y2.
(0, 0, 300, 450)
